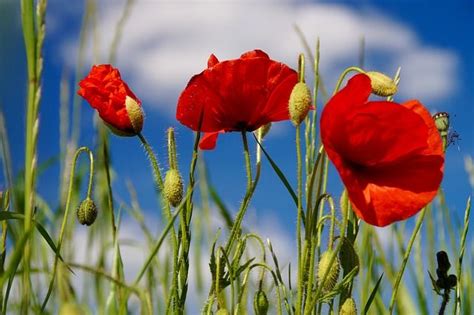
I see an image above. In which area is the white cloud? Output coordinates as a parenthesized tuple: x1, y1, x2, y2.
(57, 0, 458, 114)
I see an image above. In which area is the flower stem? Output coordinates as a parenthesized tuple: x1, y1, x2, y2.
(295, 125, 304, 313)
(137, 133, 180, 313)
(439, 288, 451, 315)
(388, 206, 427, 314)
(41, 147, 94, 311)
(176, 131, 201, 313)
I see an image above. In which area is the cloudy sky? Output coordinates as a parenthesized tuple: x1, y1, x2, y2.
(0, 0, 473, 310)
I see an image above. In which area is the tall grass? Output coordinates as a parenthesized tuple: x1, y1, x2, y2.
(0, 1, 471, 314)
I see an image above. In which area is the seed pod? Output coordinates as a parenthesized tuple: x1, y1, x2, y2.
(317, 250, 340, 292)
(164, 169, 184, 207)
(76, 198, 98, 226)
(339, 297, 357, 315)
(253, 290, 269, 315)
(366, 71, 397, 97)
(289, 82, 312, 126)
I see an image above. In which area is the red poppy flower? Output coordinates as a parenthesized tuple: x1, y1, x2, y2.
(176, 50, 298, 149)
(320, 73, 444, 227)
(78, 64, 143, 136)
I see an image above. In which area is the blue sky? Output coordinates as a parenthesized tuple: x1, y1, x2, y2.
(0, 0, 473, 295)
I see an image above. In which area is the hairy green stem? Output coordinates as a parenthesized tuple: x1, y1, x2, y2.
(295, 125, 305, 313)
(41, 147, 94, 311)
(388, 207, 427, 314)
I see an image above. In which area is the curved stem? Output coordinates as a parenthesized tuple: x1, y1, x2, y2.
(304, 194, 349, 315)
(41, 147, 94, 311)
(138, 133, 164, 191)
(333, 66, 364, 96)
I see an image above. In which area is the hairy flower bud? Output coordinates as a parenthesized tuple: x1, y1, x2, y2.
(164, 169, 184, 207)
(253, 290, 269, 315)
(76, 198, 98, 226)
(339, 297, 357, 315)
(317, 250, 340, 292)
(289, 82, 312, 126)
(125, 96, 144, 134)
(366, 71, 397, 97)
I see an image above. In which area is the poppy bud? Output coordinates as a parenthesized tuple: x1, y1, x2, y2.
(289, 82, 312, 126)
(317, 250, 340, 292)
(447, 274, 457, 289)
(339, 297, 357, 315)
(164, 169, 183, 207)
(125, 96, 144, 133)
(253, 290, 269, 315)
(76, 198, 98, 226)
(366, 71, 397, 97)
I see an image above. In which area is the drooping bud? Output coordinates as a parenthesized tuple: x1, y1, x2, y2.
(253, 290, 269, 315)
(164, 169, 183, 207)
(125, 95, 144, 134)
(289, 82, 312, 126)
(317, 250, 340, 292)
(339, 297, 357, 315)
(76, 198, 98, 226)
(366, 71, 397, 97)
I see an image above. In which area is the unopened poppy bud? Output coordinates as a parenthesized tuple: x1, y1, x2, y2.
(125, 96, 144, 134)
(433, 112, 449, 135)
(366, 71, 397, 97)
(289, 82, 312, 125)
(76, 198, 98, 226)
(253, 290, 269, 315)
(317, 250, 340, 292)
(164, 169, 183, 207)
(339, 297, 357, 315)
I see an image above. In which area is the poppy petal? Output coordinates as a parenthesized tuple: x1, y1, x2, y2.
(176, 50, 298, 140)
(199, 131, 221, 150)
(208, 54, 219, 68)
(321, 73, 444, 226)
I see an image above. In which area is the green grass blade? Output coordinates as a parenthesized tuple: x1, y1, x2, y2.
(0, 211, 67, 264)
(209, 186, 233, 230)
(363, 273, 384, 315)
(455, 196, 471, 315)
(254, 135, 297, 206)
